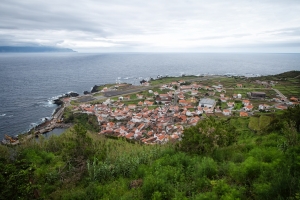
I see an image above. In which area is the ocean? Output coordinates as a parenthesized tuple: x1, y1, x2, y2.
(0, 53, 299, 138)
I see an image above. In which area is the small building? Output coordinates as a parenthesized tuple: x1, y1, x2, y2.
(242, 99, 251, 106)
(290, 97, 299, 102)
(128, 104, 137, 110)
(244, 105, 254, 111)
(223, 109, 231, 116)
(227, 102, 235, 107)
(276, 104, 288, 110)
(220, 97, 227, 103)
(240, 112, 248, 117)
(191, 90, 198, 96)
(179, 100, 188, 106)
(123, 95, 130, 100)
(249, 92, 266, 99)
(259, 104, 271, 110)
(156, 94, 172, 104)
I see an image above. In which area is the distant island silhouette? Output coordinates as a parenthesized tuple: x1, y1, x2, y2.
(0, 46, 75, 53)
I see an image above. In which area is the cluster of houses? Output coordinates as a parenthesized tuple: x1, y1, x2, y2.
(255, 80, 277, 87)
(74, 101, 198, 144)
(69, 79, 298, 144)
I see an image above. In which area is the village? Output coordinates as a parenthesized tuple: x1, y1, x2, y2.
(66, 75, 299, 145)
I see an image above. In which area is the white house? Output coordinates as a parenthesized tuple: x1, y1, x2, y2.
(244, 105, 254, 111)
(199, 98, 216, 108)
(223, 109, 231, 116)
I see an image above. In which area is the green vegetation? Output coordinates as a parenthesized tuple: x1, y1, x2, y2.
(274, 84, 300, 98)
(63, 109, 99, 132)
(251, 70, 300, 98)
(1, 72, 300, 199)
(234, 100, 243, 110)
(248, 115, 273, 132)
(149, 75, 197, 85)
(94, 84, 116, 92)
(1, 106, 299, 199)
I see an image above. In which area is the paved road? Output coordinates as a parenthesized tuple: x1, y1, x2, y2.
(273, 88, 286, 98)
(84, 75, 221, 102)
(103, 86, 152, 97)
(53, 106, 64, 120)
(102, 75, 220, 98)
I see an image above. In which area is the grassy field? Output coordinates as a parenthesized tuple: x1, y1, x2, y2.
(77, 71, 299, 108)
(216, 77, 265, 88)
(149, 75, 198, 85)
(230, 117, 252, 134)
(224, 88, 277, 99)
(248, 71, 300, 98)
(94, 83, 116, 92)
(248, 115, 273, 132)
(274, 82, 300, 98)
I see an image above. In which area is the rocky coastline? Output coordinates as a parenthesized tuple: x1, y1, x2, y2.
(1, 91, 80, 145)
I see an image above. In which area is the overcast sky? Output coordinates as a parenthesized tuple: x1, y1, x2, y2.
(1, 0, 300, 52)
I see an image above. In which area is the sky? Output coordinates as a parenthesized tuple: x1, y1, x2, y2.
(1, 0, 300, 53)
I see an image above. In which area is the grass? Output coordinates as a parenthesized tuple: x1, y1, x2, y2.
(274, 84, 300, 98)
(230, 117, 252, 134)
(94, 84, 116, 92)
(70, 100, 80, 106)
(122, 99, 144, 105)
(248, 115, 272, 132)
(249, 116, 260, 131)
(221, 102, 228, 109)
(149, 75, 197, 85)
(234, 102, 243, 110)
(259, 115, 272, 130)
(225, 88, 277, 99)
(92, 92, 104, 97)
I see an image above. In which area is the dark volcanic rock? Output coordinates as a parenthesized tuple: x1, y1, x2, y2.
(53, 99, 63, 106)
(91, 85, 99, 93)
(66, 92, 79, 97)
(140, 79, 147, 84)
(52, 92, 79, 105)
(83, 91, 91, 95)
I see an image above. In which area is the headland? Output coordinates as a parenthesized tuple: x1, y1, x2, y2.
(2, 71, 300, 145)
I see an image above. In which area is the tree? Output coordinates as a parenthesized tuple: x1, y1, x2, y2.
(178, 117, 237, 154)
(283, 105, 300, 132)
(216, 99, 221, 107)
(71, 124, 93, 159)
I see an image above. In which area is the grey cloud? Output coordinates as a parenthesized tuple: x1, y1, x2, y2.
(0, 0, 300, 52)
(0, 0, 110, 35)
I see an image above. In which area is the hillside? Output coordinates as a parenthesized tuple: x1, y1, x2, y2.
(0, 105, 299, 199)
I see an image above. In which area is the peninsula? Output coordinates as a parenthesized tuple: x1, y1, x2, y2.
(3, 71, 299, 145)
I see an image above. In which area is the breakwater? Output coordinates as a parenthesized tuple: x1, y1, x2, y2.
(1, 101, 71, 145)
